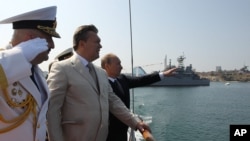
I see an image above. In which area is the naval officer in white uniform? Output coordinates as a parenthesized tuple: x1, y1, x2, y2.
(0, 6, 60, 141)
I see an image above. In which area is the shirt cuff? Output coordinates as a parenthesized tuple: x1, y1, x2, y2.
(159, 72, 164, 80)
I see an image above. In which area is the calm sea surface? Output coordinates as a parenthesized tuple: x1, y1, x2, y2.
(131, 82, 250, 141)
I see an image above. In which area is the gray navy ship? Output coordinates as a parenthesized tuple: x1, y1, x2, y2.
(134, 55, 210, 86)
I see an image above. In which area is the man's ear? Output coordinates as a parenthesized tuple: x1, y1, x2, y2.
(105, 63, 110, 70)
(79, 40, 86, 48)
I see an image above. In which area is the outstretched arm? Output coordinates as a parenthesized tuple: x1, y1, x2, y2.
(162, 67, 178, 77)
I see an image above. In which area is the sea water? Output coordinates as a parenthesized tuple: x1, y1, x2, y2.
(131, 82, 250, 141)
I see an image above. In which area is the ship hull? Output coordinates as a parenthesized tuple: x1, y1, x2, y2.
(151, 77, 210, 86)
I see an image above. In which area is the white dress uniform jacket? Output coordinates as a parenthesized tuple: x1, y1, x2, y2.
(0, 45, 49, 141)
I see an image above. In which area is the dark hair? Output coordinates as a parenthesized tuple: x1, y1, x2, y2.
(73, 24, 98, 50)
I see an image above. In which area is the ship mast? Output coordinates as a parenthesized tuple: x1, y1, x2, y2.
(164, 55, 167, 69)
(177, 55, 186, 68)
(128, 1, 156, 141)
(128, 0, 136, 140)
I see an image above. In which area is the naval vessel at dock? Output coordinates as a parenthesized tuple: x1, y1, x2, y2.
(134, 55, 210, 86)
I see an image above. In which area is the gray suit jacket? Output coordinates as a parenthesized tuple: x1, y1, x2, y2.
(47, 54, 138, 141)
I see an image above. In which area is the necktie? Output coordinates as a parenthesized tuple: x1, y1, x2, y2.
(30, 66, 39, 91)
(114, 79, 124, 95)
(87, 63, 98, 84)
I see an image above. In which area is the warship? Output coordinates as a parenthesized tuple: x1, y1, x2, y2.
(134, 55, 210, 86)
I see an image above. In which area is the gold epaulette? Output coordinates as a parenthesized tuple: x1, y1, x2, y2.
(0, 65, 8, 89)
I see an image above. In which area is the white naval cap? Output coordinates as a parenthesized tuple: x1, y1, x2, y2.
(0, 6, 60, 38)
(55, 48, 73, 61)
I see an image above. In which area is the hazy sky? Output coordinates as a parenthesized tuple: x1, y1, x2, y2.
(0, 0, 249, 73)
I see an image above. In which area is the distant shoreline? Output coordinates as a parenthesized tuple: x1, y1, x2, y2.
(197, 71, 250, 82)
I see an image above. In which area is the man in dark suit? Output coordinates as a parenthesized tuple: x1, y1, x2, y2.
(101, 53, 177, 141)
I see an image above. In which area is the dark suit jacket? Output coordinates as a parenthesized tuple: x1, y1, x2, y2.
(107, 73, 161, 141)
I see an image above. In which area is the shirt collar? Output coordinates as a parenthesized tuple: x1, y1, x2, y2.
(108, 77, 116, 82)
(75, 53, 89, 67)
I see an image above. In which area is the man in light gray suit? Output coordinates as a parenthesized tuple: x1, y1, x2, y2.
(47, 25, 150, 141)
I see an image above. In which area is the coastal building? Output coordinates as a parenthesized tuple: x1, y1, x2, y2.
(216, 66, 222, 72)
